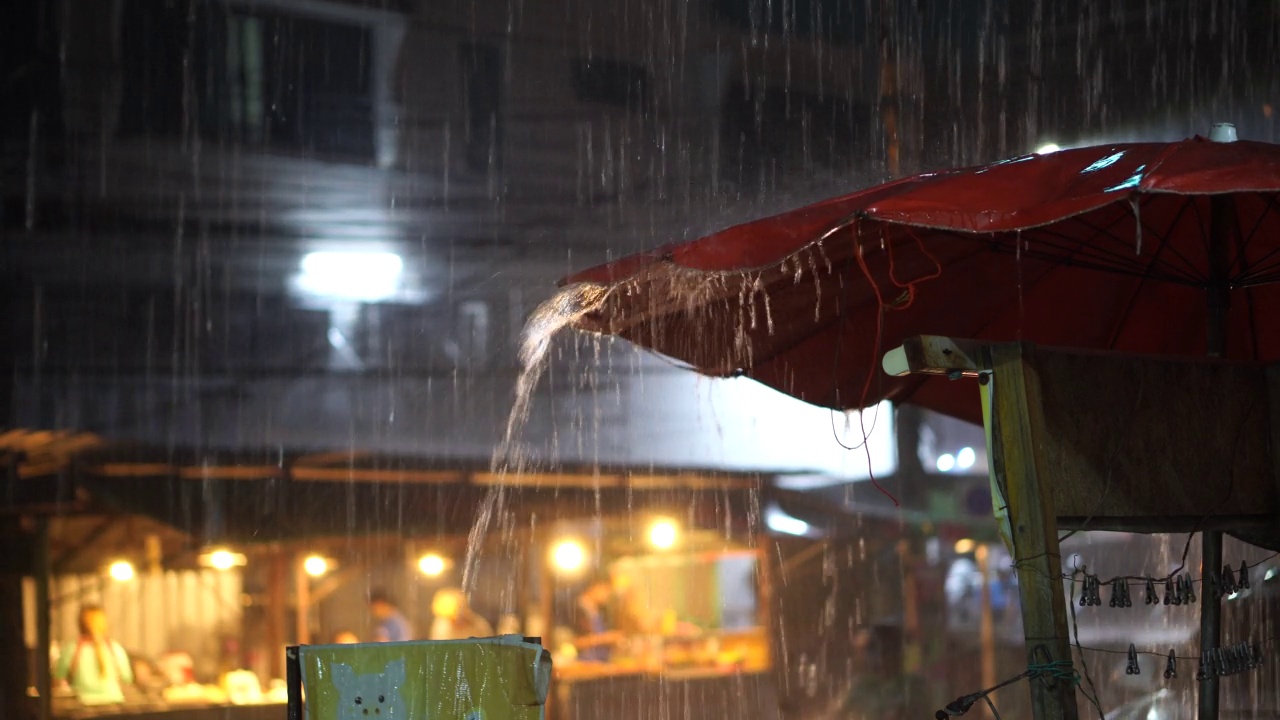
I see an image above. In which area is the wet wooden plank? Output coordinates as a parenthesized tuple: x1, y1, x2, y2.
(985, 343, 1079, 720)
(1031, 349, 1277, 522)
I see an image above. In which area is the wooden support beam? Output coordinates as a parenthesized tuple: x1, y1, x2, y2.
(881, 335, 983, 378)
(984, 343, 1078, 720)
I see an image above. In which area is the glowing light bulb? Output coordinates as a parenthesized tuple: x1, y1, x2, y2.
(956, 447, 976, 470)
(936, 454, 956, 472)
(551, 540, 587, 574)
(1036, 143, 1062, 154)
(648, 518, 680, 550)
(109, 560, 135, 582)
(418, 553, 447, 577)
(303, 555, 329, 578)
(953, 538, 976, 555)
(210, 550, 236, 571)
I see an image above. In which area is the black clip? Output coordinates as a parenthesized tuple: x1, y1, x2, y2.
(1182, 574, 1197, 604)
(1164, 649, 1177, 679)
(1126, 643, 1141, 675)
(1222, 565, 1237, 595)
(1110, 579, 1123, 608)
(1164, 577, 1176, 605)
(1122, 579, 1132, 607)
(1145, 578, 1158, 605)
(1239, 560, 1250, 590)
(1196, 654, 1210, 682)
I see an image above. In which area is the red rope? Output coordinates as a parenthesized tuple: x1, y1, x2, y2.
(852, 223, 899, 507)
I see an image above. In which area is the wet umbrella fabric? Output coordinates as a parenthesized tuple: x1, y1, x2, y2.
(561, 136, 1280, 424)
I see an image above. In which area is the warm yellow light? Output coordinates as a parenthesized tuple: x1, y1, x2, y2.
(647, 518, 679, 550)
(953, 538, 976, 555)
(198, 548, 246, 570)
(108, 560, 135, 582)
(303, 555, 329, 578)
(551, 539, 587, 574)
(209, 550, 237, 571)
(417, 553, 447, 577)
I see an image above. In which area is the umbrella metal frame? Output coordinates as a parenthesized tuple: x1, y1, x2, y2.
(885, 335, 1280, 720)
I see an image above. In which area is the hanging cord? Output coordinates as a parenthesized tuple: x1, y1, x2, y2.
(934, 660, 1079, 719)
(1068, 569, 1119, 720)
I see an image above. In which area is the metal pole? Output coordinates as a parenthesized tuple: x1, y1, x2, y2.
(1199, 192, 1234, 720)
(1198, 531, 1223, 720)
(35, 517, 52, 720)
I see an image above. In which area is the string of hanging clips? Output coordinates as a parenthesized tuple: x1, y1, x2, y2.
(936, 553, 1278, 720)
(1072, 553, 1278, 609)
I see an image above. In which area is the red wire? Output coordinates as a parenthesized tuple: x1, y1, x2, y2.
(852, 222, 900, 507)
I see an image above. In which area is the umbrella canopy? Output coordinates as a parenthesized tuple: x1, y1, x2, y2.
(561, 135, 1280, 423)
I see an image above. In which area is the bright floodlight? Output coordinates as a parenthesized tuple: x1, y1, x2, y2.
(953, 538, 976, 554)
(647, 518, 679, 550)
(298, 251, 404, 302)
(1035, 143, 1062, 155)
(210, 550, 237, 571)
(417, 553, 447, 577)
(109, 560, 135, 582)
(765, 506, 811, 537)
(551, 539, 587, 574)
(936, 453, 956, 472)
(956, 447, 976, 470)
(199, 548, 246, 570)
(303, 555, 329, 578)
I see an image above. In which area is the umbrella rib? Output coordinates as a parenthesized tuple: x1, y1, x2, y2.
(1234, 193, 1280, 285)
(980, 226, 1152, 277)
(1056, 203, 1203, 284)
(1135, 195, 1208, 283)
(1104, 222, 1180, 351)
(742, 244, 996, 378)
(1035, 211, 1156, 274)
(1028, 212, 1192, 282)
(1008, 225, 1196, 285)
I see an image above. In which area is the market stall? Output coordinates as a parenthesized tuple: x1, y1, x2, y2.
(542, 519, 778, 720)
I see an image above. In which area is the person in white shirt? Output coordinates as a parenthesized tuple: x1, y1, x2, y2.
(54, 605, 134, 705)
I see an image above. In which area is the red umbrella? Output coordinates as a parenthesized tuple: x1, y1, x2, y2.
(561, 134, 1280, 424)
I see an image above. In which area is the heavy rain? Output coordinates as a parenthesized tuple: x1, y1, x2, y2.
(3, 2, 1280, 720)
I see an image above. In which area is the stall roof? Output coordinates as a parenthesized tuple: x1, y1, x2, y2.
(4, 431, 769, 543)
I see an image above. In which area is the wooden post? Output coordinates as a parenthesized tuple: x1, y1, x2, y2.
(295, 554, 311, 645)
(976, 543, 997, 720)
(266, 548, 287, 680)
(35, 517, 51, 720)
(984, 343, 1078, 720)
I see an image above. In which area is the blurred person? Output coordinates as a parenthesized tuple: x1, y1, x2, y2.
(572, 576, 626, 662)
(54, 605, 134, 705)
(332, 631, 359, 644)
(369, 590, 414, 642)
(429, 588, 494, 640)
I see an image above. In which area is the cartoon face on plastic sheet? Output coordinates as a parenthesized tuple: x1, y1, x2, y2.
(330, 658, 406, 720)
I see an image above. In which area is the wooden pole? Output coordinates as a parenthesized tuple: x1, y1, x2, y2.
(35, 517, 52, 720)
(878, 0, 900, 177)
(295, 555, 311, 646)
(266, 548, 286, 680)
(977, 543, 998, 720)
(984, 344, 1078, 720)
